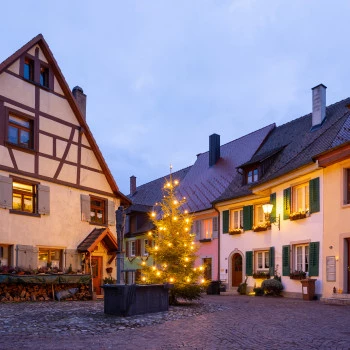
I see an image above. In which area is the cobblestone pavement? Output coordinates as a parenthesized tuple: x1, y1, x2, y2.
(1, 294, 349, 350)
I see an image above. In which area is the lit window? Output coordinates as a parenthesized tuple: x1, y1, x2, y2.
(8, 114, 33, 149)
(90, 197, 106, 225)
(24, 57, 34, 81)
(38, 248, 62, 269)
(12, 181, 36, 213)
(255, 250, 269, 271)
(294, 244, 309, 272)
(201, 219, 212, 239)
(254, 205, 266, 225)
(40, 66, 49, 88)
(230, 208, 243, 229)
(143, 239, 149, 256)
(247, 168, 258, 184)
(293, 182, 309, 212)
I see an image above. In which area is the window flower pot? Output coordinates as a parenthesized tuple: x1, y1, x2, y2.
(229, 229, 243, 235)
(252, 272, 270, 279)
(289, 271, 306, 280)
(253, 225, 269, 232)
(289, 212, 307, 221)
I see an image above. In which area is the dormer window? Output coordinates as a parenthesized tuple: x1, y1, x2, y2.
(24, 58, 34, 81)
(247, 168, 259, 184)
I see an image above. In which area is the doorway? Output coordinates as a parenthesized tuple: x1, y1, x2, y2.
(346, 238, 350, 293)
(232, 253, 242, 287)
(203, 258, 212, 281)
(90, 256, 103, 295)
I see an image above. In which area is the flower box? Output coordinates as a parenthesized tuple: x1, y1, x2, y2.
(229, 229, 243, 235)
(289, 212, 307, 221)
(199, 238, 212, 243)
(252, 272, 270, 279)
(289, 271, 306, 280)
(253, 225, 269, 232)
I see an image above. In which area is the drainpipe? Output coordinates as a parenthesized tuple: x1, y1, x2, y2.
(213, 205, 220, 281)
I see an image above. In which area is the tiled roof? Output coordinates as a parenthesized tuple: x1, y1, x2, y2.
(128, 124, 275, 213)
(77, 227, 118, 253)
(217, 97, 350, 202)
(178, 124, 275, 212)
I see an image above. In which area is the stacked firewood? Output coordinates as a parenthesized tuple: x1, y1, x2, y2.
(0, 283, 91, 302)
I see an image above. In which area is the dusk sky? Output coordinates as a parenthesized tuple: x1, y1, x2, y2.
(1, 1, 349, 195)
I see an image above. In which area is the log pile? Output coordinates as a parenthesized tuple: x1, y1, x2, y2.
(0, 283, 92, 302)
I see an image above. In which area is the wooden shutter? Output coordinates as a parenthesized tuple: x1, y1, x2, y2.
(246, 251, 253, 276)
(309, 241, 320, 276)
(107, 200, 116, 226)
(37, 185, 50, 215)
(309, 177, 320, 213)
(222, 210, 229, 233)
(282, 245, 290, 276)
(80, 194, 90, 221)
(270, 193, 276, 223)
(243, 205, 253, 231)
(283, 188, 291, 220)
(269, 246, 275, 276)
(212, 216, 218, 239)
(0, 175, 12, 209)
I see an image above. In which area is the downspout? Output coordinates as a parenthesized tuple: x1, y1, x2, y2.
(213, 205, 220, 281)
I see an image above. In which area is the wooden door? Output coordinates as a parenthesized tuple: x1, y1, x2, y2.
(203, 258, 212, 281)
(91, 256, 103, 295)
(232, 253, 242, 287)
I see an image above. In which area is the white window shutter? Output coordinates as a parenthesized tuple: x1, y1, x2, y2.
(212, 217, 218, 239)
(107, 200, 115, 226)
(38, 185, 50, 215)
(0, 175, 12, 209)
(80, 194, 90, 221)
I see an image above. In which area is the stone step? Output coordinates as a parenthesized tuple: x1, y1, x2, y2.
(320, 295, 350, 305)
(331, 293, 350, 299)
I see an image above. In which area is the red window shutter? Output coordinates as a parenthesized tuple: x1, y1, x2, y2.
(136, 239, 141, 256)
(126, 241, 129, 257)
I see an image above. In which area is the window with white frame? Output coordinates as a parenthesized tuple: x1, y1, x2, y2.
(201, 219, 212, 239)
(230, 208, 243, 229)
(130, 241, 136, 257)
(294, 244, 309, 272)
(292, 182, 309, 213)
(255, 250, 270, 271)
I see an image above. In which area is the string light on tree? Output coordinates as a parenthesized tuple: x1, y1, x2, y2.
(140, 168, 207, 305)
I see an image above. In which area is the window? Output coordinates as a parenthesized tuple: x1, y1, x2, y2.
(7, 114, 33, 149)
(130, 241, 136, 257)
(90, 197, 106, 225)
(203, 258, 212, 280)
(255, 250, 270, 271)
(40, 65, 49, 88)
(230, 209, 243, 229)
(247, 168, 258, 184)
(345, 169, 350, 205)
(0, 246, 8, 266)
(292, 182, 309, 212)
(201, 219, 212, 240)
(12, 181, 36, 213)
(254, 205, 266, 226)
(38, 248, 62, 269)
(294, 244, 309, 272)
(24, 57, 34, 81)
(143, 239, 149, 256)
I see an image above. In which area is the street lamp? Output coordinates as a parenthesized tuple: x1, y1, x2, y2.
(262, 203, 280, 231)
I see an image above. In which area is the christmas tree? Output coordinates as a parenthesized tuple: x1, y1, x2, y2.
(140, 173, 207, 304)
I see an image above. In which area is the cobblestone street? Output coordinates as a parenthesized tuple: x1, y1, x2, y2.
(1, 294, 349, 350)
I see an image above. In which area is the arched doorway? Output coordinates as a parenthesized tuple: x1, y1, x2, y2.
(232, 253, 243, 287)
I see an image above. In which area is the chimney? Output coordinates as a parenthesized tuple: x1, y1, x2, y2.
(312, 84, 327, 127)
(209, 134, 220, 167)
(130, 175, 136, 195)
(72, 86, 87, 120)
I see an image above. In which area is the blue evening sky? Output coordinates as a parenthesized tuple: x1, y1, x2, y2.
(1, 1, 349, 195)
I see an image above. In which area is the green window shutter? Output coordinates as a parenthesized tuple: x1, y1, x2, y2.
(282, 245, 290, 276)
(246, 251, 253, 276)
(243, 205, 253, 231)
(309, 177, 320, 214)
(269, 246, 275, 276)
(283, 188, 291, 220)
(222, 210, 229, 233)
(309, 241, 320, 276)
(270, 193, 276, 223)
